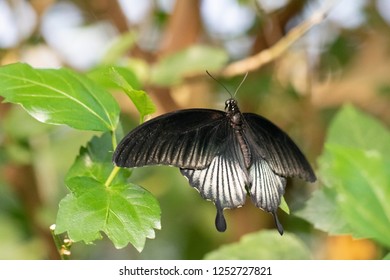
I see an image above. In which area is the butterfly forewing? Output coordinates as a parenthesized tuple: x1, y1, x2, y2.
(243, 113, 316, 182)
(113, 109, 228, 169)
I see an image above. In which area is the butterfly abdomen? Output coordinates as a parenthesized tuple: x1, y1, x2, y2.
(234, 129, 252, 169)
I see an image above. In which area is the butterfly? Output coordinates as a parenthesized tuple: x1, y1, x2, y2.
(113, 97, 316, 235)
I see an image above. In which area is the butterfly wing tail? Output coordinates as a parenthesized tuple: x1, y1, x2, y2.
(249, 160, 286, 235)
(272, 211, 284, 235)
(215, 202, 227, 232)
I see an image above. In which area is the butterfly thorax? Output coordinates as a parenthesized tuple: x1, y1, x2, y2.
(225, 98, 252, 168)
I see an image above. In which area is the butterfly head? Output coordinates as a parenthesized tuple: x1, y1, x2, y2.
(225, 98, 239, 114)
(225, 98, 243, 126)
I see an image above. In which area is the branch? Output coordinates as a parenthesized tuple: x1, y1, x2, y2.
(221, 1, 338, 77)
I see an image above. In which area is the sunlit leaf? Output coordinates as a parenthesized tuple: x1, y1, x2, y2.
(0, 63, 119, 132)
(204, 230, 311, 260)
(87, 65, 141, 90)
(108, 67, 156, 122)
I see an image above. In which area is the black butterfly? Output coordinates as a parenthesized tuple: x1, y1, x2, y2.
(113, 98, 316, 235)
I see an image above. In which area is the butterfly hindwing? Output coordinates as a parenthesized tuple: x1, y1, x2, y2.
(180, 129, 250, 231)
(248, 159, 286, 234)
(180, 143, 248, 210)
(249, 160, 286, 212)
(243, 113, 316, 182)
(113, 109, 228, 169)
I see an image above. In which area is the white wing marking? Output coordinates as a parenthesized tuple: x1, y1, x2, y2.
(249, 160, 286, 212)
(181, 154, 248, 210)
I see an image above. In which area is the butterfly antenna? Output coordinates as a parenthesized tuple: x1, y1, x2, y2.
(206, 70, 234, 98)
(233, 72, 248, 98)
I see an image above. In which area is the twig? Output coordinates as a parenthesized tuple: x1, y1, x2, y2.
(221, 0, 338, 77)
(50, 224, 72, 260)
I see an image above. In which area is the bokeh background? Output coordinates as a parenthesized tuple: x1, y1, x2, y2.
(0, 0, 389, 259)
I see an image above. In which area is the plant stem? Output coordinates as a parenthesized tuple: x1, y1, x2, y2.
(111, 130, 118, 150)
(105, 166, 120, 187)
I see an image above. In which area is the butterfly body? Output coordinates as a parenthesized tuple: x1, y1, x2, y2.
(113, 98, 316, 234)
(226, 99, 252, 169)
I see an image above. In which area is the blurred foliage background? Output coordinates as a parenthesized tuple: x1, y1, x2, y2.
(0, 0, 389, 259)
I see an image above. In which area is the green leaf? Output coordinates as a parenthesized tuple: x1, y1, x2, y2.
(55, 177, 161, 251)
(87, 66, 141, 90)
(297, 105, 390, 248)
(65, 133, 130, 184)
(151, 45, 228, 86)
(324, 146, 390, 247)
(296, 187, 352, 235)
(0, 63, 119, 132)
(279, 196, 290, 214)
(383, 252, 390, 260)
(324, 104, 390, 152)
(108, 67, 156, 122)
(56, 134, 161, 251)
(204, 230, 311, 260)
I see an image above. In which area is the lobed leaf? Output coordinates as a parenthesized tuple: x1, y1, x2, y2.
(56, 134, 161, 251)
(55, 177, 161, 251)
